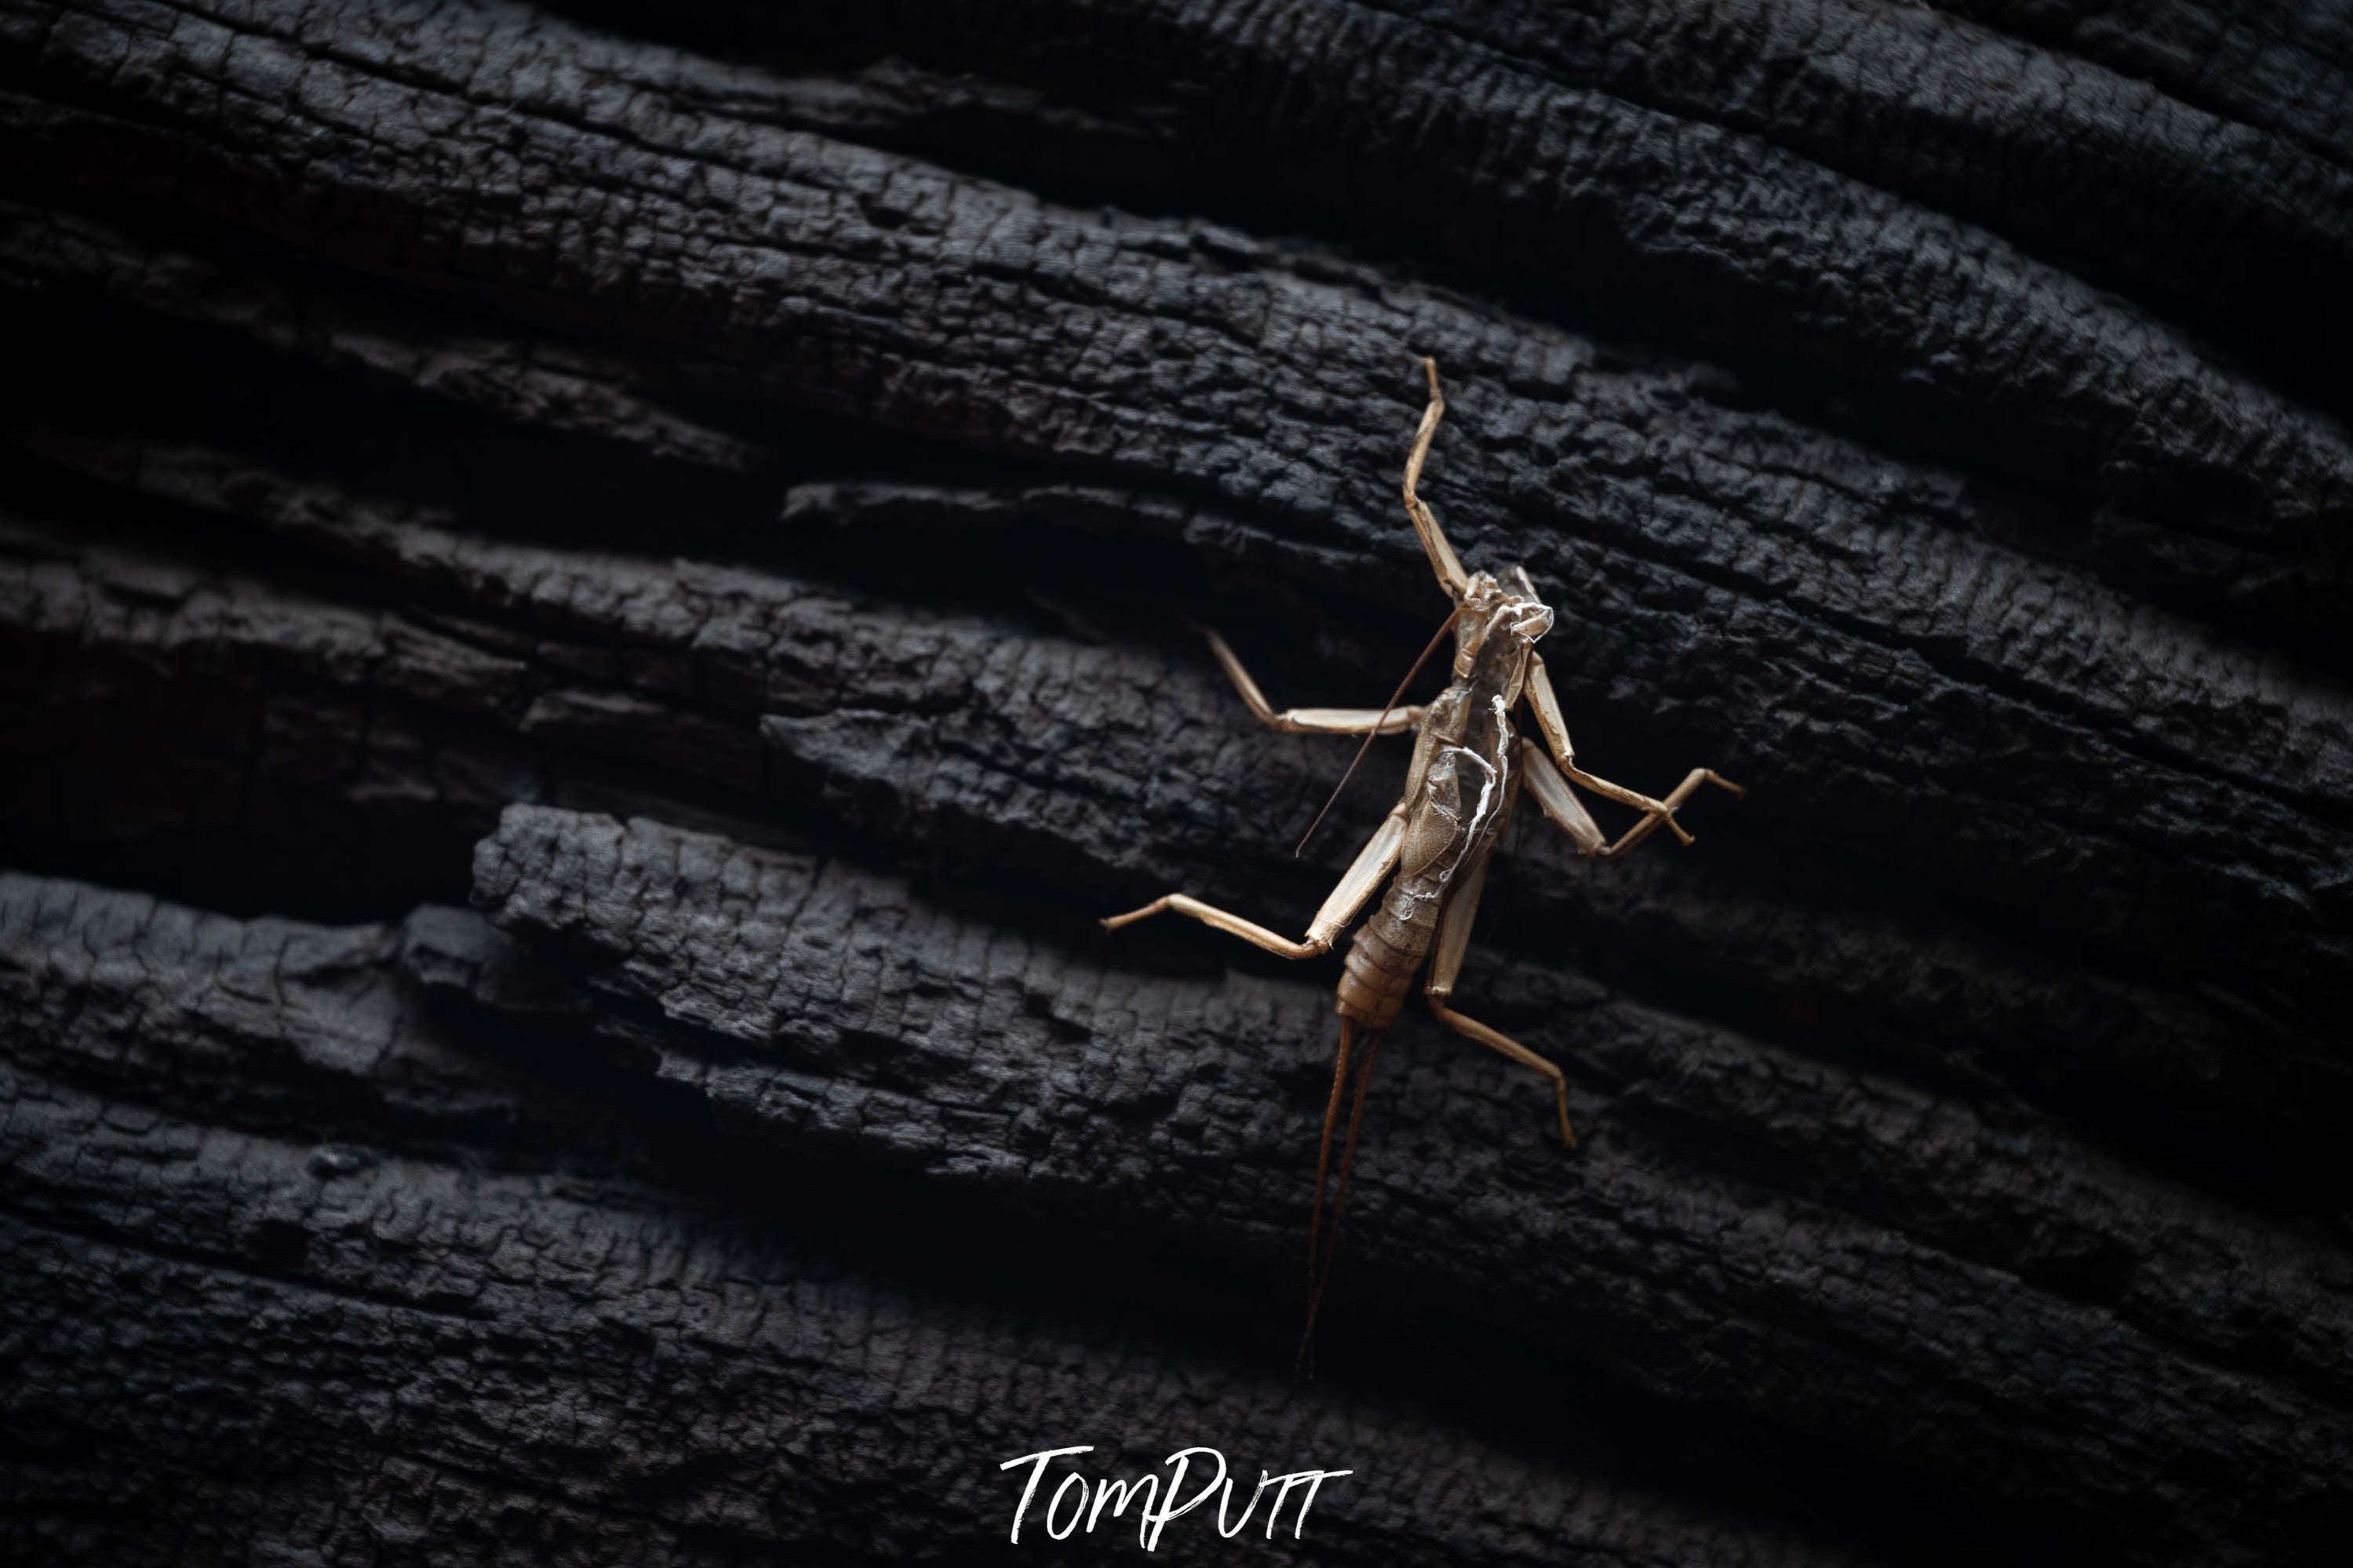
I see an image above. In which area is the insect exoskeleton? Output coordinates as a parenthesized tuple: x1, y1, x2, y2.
(1338, 569, 1551, 1032)
(1102, 359, 1743, 1363)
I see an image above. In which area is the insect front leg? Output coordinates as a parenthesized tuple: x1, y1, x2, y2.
(1521, 654, 1743, 852)
(1590, 764, 1747, 857)
(1521, 739, 1740, 859)
(1403, 358, 1472, 601)
(1517, 737, 1606, 855)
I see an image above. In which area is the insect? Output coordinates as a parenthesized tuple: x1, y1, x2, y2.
(1103, 358, 1743, 1352)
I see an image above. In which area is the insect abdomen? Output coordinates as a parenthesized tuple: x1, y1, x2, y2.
(1337, 879, 1438, 1027)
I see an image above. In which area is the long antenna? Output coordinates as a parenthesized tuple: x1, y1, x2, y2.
(1293, 606, 1459, 857)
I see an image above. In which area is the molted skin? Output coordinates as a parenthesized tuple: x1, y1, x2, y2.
(1339, 571, 1553, 1027)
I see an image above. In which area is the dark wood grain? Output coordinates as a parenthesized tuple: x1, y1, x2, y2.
(2, 0, 2348, 1563)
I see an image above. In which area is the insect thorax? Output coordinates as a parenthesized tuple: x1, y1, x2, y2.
(1337, 566, 1553, 1024)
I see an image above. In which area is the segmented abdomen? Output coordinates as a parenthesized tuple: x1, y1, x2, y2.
(1337, 877, 1441, 1027)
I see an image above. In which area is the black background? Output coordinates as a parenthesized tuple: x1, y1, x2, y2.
(4, 1, 2351, 1563)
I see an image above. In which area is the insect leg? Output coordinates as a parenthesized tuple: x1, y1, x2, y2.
(1427, 999, 1575, 1148)
(1519, 739, 1605, 854)
(1523, 654, 1579, 768)
(1593, 767, 1746, 857)
(1097, 895, 1325, 958)
(1195, 626, 1426, 734)
(1419, 780, 1570, 1146)
(1101, 806, 1408, 956)
(1522, 654, 1743, 850)
(1403, 358, 1472, 601)
(1426, 772, 1516, 1002)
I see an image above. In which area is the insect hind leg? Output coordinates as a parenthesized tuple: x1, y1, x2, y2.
(1427, 998, 1575, 1148)
(1099, 894, 1329, 958)
(1102, 806, 1408, 957)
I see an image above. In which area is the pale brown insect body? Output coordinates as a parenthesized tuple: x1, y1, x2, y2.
(1338, 569, 1550, 1035)
(1105, 360, 1741, 1350)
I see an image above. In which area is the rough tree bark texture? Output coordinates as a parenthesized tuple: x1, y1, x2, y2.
(2, 1, 2348, 1563)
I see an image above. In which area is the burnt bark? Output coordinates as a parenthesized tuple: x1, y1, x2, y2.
(2, 0, 2348, 1563)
